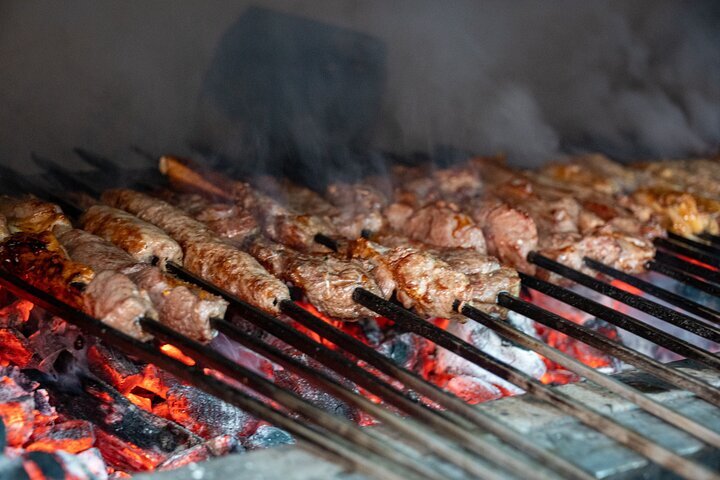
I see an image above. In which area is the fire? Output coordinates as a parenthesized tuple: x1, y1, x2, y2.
(160, 344, 196, 366)
(609, 279, 643, 296)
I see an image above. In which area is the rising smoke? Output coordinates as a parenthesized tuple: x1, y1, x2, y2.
(0, 0, 718, 172)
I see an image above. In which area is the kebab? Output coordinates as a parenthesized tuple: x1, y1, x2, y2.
(0, 197, 156, 340)
(100, 188, 290, 314)
(157, 181, 519, 320)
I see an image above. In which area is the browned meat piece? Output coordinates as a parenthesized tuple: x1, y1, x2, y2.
(431, 165, 483, 202)
(159, 156, 337, 252)
(631, 187, 720, 236)
(0, 232, 94, 307)
(538, 155, 639, 195)
(371, 231, 501, 275)
(384, 201, 487, 253)
(103, 189, 290, 314)
(57, 228, 226, 343)
(83, 270, 155, 341)
(325, 182, 389, 213)
(247, 236, 383, 319)
(0, 195, 72, 234)
(467, 197, 538, 274)
(184, 241, 289, 313)
(80, 205, 183, 268)
(466, 267, 521, 316)
(324, 182, 389, 238)
(254, 175, 337, 216)
(253, 193, 339, 252)
(0, 231, 154, 340)
(161, 192, 259, 244)
(347, 238, 471, 318)
(101, 189, 217, 246)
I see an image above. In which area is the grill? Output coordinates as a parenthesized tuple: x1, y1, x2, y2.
(0, 149, 718, 480)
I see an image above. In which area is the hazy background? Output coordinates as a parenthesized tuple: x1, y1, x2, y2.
(1, 0, 718, 175)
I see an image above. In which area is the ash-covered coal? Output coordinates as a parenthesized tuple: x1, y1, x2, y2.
(244, 425, 295, 450)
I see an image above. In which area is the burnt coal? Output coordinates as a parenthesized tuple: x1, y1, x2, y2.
(158, 435, 243, 471)
(273, 369, 359, 422)
(166, 385, 259, 439)
(244, 425, 295, 450)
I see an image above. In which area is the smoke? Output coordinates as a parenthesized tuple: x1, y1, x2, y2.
(0, 0, 718, 173)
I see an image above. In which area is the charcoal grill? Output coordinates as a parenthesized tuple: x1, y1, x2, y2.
(0, 148, 718, 480)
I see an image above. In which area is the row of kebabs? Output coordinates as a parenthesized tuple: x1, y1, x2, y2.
(0, 153, 716, 345)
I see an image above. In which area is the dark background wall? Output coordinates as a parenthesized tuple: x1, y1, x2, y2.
(1, 1, 718, 175)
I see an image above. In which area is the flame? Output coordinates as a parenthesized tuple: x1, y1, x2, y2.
(160, 344, 195, 366)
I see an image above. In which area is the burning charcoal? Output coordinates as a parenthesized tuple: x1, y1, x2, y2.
(26, 364, 201, 470)
(0, 329, 33, 367)
(87, 344, 144, 393)
(21, 451, 65, 479)
(94, 429, 166, 472)
(26, 420, 95, 454)
(444, 375, 502, 404)
(28, 317, 85, 361)
(158, 435, 242, 470)
(243, 425, 295, 450)
(435, 321, 546, 398)
(375, 331, 424, 370)
(273, 369, 359, 422)
(166, 385, 259, 439)
(0, 299, 33, 329)
(58, 448, 109, 480)
(0, 377, 35, 446)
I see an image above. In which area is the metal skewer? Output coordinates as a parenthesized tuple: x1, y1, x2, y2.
(655, 237, 720, 269)
(529, 252, 720, 344)
(516, 274, 720, 406)
(668, 232, 720, 256)
(351, 287, 720, 480)
(699, 232, 720, 247)
(655, 251, 720, 285)
(584, 257, 720, 325)
(647, 260, 720, 298)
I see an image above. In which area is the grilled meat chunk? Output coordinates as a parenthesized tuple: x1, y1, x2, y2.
(163, 192, 259, 244)
(246, 236, 383, 319)
(0, 231, 154, 340)
(83, 270, 155, 341)
(102, 189, 290, 313)
(57, 228, 226, 342)
(384, 201, 487, 253)
(159, 156, 338, 252)
(0, 231, 94, 307)
(0, 195, 72, 234)
(466, 197, 538, 274)
(80, 205, 184, 268)
(183, 241, 289, 313)
(347, 238, 471, 318)
(631, 187, 720, 236)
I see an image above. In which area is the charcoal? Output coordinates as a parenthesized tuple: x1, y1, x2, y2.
(0, 377, 35, 446)
(0, 299, 33, 330)
(87, 344, 144, 393)
(243, 425, 295, 450)
(27, 420, 95, 454)
(375, 331, 423, 370)
(57, 448, 109, 480)
(158, 435, 242, 470)
(22, 451, 65, 479)
(0, 329, 33, 368)
(94, 428, 166, 472)
(166, 385, 259, 439)
(25, 366, 201, 465)
(273, 369, 359, 422)
(435, 320, 546, 396)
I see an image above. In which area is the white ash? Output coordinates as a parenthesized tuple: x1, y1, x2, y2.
(434, 318, 547, 395)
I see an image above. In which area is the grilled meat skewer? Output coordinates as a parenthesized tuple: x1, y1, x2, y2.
(101, 189, 290, 313)
(0, 231, 155, 340)
(159, 156, 338, 253)
(80, 204, 184, 268)
(56, 228, 226, 342)
(0, 195, 72, 234)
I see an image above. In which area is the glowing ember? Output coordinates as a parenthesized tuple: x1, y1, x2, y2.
(160, 344, 196, 366)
